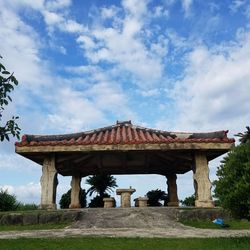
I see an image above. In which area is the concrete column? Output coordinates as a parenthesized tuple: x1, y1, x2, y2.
(193, 152, 214, 208)
(39, 156, 58, 209)
(166, 174, 179, 207)
(69, 175, 81, 209)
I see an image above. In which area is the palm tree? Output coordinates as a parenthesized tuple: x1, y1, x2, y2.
(86, 174, 117, 197)
(235, 126, 250, 144)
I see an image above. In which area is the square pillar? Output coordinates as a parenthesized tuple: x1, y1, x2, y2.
(166, 174, 179, 207)
(69, 175, 81, 209)
(39, 156, 58, 210)
(193, 152, 214, 208)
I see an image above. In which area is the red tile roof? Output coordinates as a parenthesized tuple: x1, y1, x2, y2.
(15, 121, 235, 147)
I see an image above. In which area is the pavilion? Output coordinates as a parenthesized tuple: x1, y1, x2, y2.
(15, 121, 235, 209)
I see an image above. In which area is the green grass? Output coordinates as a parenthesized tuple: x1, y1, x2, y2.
(0, 237, 250, 250)
(180, 219, 250, 229)
(0, 223, 69, 231)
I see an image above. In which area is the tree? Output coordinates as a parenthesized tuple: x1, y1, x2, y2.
(0, 189, 19, 211)
(0, 56, 20, 141)
(146, 189, 168, 206)
(213, 141, 250, 219)
(88, 194, 112, 208)
(59, 188, 87, 209)
(86, 174, 117, 208)
(86, 174, 117, 197)
(235, 126, 250, 144)
(180, 194, 195, 207)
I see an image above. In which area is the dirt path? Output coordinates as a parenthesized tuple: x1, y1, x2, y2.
(0, 226, 250, 239)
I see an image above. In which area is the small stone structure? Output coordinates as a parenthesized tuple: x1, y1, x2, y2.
(116, 188, 136, 207)
(137, 197, 148, 207)
(103, 197, 115, 208)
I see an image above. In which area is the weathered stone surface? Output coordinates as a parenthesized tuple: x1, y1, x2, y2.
(61, 211, 83, 222)
(40, 156, 58, 210)
(103, 198, 115, 208)
(69, 175, 81, 209)
(39, 212, 62, 224)
(23, 214, 39, 225)
(138, 197, 148, 207)
(71, 207, 179, 229)
(116, 188, 136, 208)
(166, 174, 179, 207)
(177, 208, 231, 221)
(193, 153, 214, 208)
(0, 213, 23, 225)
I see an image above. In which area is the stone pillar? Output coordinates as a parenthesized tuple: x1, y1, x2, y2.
(116, 188, 136, 207)
(138, 197, 148, 207)
(39, 156, 58, 210)
(193, 152, 214, 208)
(103, 197, 115, 208)
(166, 174, 179, 207)
(69, 175, 81, 209)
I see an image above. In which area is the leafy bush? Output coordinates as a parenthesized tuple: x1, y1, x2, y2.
(0, 189, 19, 211)
(17, 203, 38, 211)
(213, 141, 250, 219)
(88, 194, 112, 208)
(59, 188, 87, 209)
(180, 194, 195, 207)
(146, 189, 168, 206)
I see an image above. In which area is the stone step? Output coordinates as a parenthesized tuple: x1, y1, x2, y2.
(70, 207, 181, 229)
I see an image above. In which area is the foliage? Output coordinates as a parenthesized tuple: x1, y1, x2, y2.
(59, 188, 87, 209)
(86, 174, 117, 197)
(88, 194, 111, 208)
(0, 189, 19, 211)
(0, 56, 20, 141)
(16, 203, 38, 211)
(146, 189, 168, 206)
(180, 194, 195, 207)
(235, 126, 250, 144)
(213, 141, 250, 219)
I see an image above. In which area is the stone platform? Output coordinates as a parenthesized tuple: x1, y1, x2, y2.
(0, 207, 230, 228)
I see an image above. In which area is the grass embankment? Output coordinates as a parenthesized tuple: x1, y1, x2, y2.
(180, 219, 250, 229)
(0, 223, 69, 231)
(0, 237, 250, 250)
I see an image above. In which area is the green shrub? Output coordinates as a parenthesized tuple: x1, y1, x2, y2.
(180, 194, 195, 206)
(88, 194, 113, 208)
(213, 141, 250, 219)
(146, 189, 168, 206)
(0, 189, 19, 211)
(16, 203, 38, 211)
(59, 188, 87, 209)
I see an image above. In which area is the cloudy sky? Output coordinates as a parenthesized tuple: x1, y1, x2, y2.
(0, 0, 249, 206)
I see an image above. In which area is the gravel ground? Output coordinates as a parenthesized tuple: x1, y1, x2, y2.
(0, 226, 250, 239)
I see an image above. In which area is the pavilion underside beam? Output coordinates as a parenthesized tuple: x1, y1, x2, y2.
(16, 142, 233, 154)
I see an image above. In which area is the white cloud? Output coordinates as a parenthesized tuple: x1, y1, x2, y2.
(45, 0, 72, 10)
(0, 183, 41, 204)
(229, 0, 246, 13)
(43, 10, 63, 25)
(171, 30, 250, 135)
(181, 0, 193, 17)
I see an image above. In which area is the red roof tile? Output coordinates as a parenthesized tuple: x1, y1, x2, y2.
(15, 121, 235, 147)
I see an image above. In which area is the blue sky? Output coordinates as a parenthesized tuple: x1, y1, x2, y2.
(0, 0, 249, 205)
